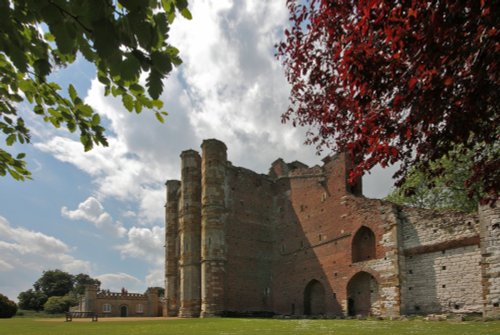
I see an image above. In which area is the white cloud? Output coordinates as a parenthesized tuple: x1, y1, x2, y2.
(117, 226, 164, 266)
(0, 216, 91, 300)
(96, 272, 143, 292)
(61, 197, 127, 237)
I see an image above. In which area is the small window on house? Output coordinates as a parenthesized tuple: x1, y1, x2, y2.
(103, 304, 112, 313)
(442, 266, 446, 270)
(318, 234, 323, 242)
(136, 304, 144, 313)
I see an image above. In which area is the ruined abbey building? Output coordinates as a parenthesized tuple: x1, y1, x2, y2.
(164, 139, 500, 318)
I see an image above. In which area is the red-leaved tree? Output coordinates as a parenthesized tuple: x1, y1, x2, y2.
(277, 0, 499, 205)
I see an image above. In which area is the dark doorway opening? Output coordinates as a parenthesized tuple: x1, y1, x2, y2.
(120, 305, 128, 317)
(346, 272, 378, 316)
(303, 279, 325, 315)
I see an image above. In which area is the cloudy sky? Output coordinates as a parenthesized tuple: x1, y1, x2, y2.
(0, 0, 395, 301)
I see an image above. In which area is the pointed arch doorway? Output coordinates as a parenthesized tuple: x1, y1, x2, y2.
(120, 305, 128, 317)
(303, 279, 325, 315)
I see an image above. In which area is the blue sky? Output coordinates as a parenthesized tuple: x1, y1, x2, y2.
(0, 0, 395, 302)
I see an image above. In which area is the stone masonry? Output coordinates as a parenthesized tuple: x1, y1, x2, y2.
(164, 139, 500, 318)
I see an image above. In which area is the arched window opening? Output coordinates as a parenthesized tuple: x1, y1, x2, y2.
(303, 279, 325, 315)
(352, 226, 376, 263)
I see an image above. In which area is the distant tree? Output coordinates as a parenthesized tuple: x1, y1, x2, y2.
(73, 273, 101, 295)
(277, 0, 499, 205)
(17, 289, 47, 311)
(43, 295, 77, 314)
(150, 287, 165, 297)
(34, 269, 74, 297)
(385, 147, 481, 212)
(0, 0, 191, 180)
(0, 293, 18, 318)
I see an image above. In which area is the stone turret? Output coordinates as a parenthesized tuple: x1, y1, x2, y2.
(82, 284, 98, 312)
(178, 150, 202, 317)
(200, 139, 227, 317)
(165, 180, 181, 316)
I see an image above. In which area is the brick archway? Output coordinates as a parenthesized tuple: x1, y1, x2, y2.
(303, 279, 325, 315)
(347, 271, 378, 316)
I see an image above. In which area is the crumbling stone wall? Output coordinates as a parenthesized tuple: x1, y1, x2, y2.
(480, 205, 500, 318)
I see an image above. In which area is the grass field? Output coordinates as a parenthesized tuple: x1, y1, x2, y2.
(1, 317, 500, 335)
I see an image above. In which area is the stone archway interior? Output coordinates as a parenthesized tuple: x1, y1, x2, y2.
(303, 279, 325, 315)
(347, 271, 378, 316)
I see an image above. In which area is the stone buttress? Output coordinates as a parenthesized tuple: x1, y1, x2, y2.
(200, 139, 227, 317)
(165, 180, 180, 316)
(178, 150, 202, 317)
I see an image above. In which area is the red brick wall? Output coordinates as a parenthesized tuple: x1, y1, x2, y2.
(224, 166, 275, 312)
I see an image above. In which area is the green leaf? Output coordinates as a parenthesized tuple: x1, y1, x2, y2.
(180, 8, 192, 20)
(146, 69, 163, 100)
(122, 94, 134, 112)
(155, 111, 165, 123)
(152, 99, 164, 109)
(151, 51, 172, 74)
(80, 134, 92, 151)
(162, 0, 173, 12)
(33, 59, 51, 79)
(77, 104, 93, 117)
(134, 100, 143, 113)
(120, 54, 141, 81)
(6, 134, 16, 146)
(68, 84, 77, 102)
(91, 114, 101, 126)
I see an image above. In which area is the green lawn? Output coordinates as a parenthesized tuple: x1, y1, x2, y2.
(1, 317, 500, 335)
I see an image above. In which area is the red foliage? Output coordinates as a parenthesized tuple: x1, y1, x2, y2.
(277, 0, 499, 205)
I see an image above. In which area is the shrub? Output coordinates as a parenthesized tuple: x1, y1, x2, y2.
(43, 295, 77, 314)
(0, 293, 18, 318)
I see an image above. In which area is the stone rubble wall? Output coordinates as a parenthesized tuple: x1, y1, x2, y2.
(398, 206, 482, 315)
(480, 204, 500, 318)
(402, 245, 482, 314)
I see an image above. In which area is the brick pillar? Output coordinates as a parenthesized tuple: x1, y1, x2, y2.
(479, 203, 500, 319)
(201, 139, 227, 317)
(178, 150, 202, 317)
(165, 180, 180, 316)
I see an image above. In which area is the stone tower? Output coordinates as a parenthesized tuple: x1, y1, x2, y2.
(165, 180, 180, 316)
(178, 150, 202, 317)
(82, 284, 97, 312)
(200, 139, 227, 317)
